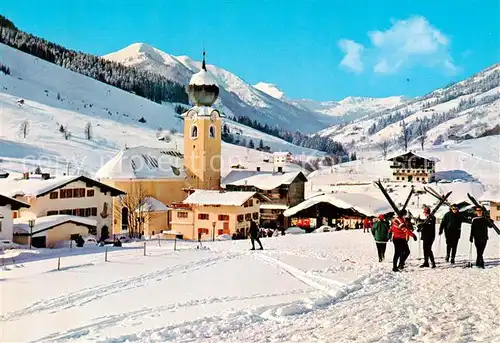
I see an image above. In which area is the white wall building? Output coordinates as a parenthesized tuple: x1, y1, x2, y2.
(0, 193, 30, 241)
(0, 173, 124, 243)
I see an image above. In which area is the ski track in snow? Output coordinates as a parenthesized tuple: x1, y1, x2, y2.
(1, 254, 233, 321)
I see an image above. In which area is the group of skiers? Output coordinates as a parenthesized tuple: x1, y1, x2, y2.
(371, 204, 493, 271)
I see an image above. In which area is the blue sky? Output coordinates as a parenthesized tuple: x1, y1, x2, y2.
(1, 0, 498, 101)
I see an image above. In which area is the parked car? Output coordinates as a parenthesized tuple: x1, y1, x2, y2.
(83, 236, 98, 246)
(0, 240, 19, 249)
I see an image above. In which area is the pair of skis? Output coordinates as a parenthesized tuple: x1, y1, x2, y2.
(374, 180, 451, 229)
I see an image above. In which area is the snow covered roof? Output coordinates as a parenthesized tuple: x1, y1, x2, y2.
(0, 193, 30, 210)
(96, 146, 185, 180)
(181, 106, 224, 118)
(387, 151, 440, 162)
(273, 151, 291, 157)
(222, 170, 307, 191)
(260, 203, 289, 210)
(189, 69, 217, 87)
(284, 192, 392, 217)
(183, 190, 257, 206)
(136, 197, 169, 212)
(13, 215, 97, 235)
(0, 174, 124, 198)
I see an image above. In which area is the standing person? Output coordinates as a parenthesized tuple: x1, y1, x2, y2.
(249, 219, 263, 250)
(470, 207, 492, 269)
(439, 204, 464, 264)
(363, 217, 373, 233)
(417, 206, 436, 268)
(390, 209, 417, 272)
(372, 214, 390, 262)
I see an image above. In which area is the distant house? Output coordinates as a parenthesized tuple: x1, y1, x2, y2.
(170, 190, 265, 240)
(0, 173, 124, 247)
(0, 193, 30, 241)
(273, 152, 292, 165)
(388, 151, 438, 183)
(222, 169, 307, 228)
(480, 192, 500, 222)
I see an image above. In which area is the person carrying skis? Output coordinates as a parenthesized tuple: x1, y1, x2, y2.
(469, 206, 492, 268)
(417, 206, 436, 268)
(249, 219, 263, 250)
(390, 209, 417, 272)
(372, 214, 390, 262)
(439, 204, 464, 264)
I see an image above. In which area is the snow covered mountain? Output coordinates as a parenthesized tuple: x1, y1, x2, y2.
(0, 43, 322, 177)
(318, 64, 500, 151)
(104, 43, 335, 132)
(252, 80, 406, 124)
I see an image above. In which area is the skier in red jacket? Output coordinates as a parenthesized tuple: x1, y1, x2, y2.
(389, 209, 417, 272)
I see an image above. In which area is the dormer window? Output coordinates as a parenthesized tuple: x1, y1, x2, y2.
(209, 125, 216, 138)
(190, 125, 198, 139)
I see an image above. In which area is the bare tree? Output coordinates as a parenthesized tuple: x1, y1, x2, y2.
(84, 122, 92, 140)
(20, 120, 29, 139)
(416, 121, 428, 151)
(378, 140, 390, 159)
(114, 184, 155, 238)
(400, 119, 410, 152)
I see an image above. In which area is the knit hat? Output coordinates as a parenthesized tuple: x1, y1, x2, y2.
(378, 214, 385, 220)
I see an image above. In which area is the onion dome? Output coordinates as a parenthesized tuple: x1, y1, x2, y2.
(188, 51, 219, 106)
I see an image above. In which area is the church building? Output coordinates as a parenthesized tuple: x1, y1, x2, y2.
(97, 52, 259, 239)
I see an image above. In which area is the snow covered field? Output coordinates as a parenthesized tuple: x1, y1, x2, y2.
(2, 227, 499, 343)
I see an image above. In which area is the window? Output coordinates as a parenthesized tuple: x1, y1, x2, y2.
(177, 211, 188, 218)
(198, 213, 209, 220)
(47, 210, 58, 216)
(209, 125, 216, 138)
(87, 189, 95, 197)
(91, 207, 97, 216)
(190, 125, 198, 139)
(198, 228, 209, 234)
(252, 212, 259, 220)
(244, 201, 248, 208)
(0, 221, 2, 232)
(73, 188, 85, 198)
(60, 189, 72, 199)
(60, 209, 72, 215)
(85, 208, 91, 217)
(218, 214, 229, 221)
(218, 229, 223, 235)
(237, 215, 244, 222)
(496, 216, 500, 221)
(245, 213, 252, 221)
(50, 192, 59, 199)
(497, 205, 500, 211)
(12, 211, 18, 219)
(396, 177, 400, 180)
(248, 199, 253, 207)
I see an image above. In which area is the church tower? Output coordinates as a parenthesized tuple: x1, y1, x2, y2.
(183, 51, 222, 190)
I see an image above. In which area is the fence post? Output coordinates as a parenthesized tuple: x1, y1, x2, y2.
(174, 238, 177, 251)
(105, 247, 108, 262)
(57, 257, 61, 270)
(143, 241, 146, 256)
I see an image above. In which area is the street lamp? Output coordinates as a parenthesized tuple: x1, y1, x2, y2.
(28, 219, 35, 250)
(212, 221, 216, 242)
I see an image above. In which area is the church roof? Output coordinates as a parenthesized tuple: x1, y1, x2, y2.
(96, 146, 185, 180)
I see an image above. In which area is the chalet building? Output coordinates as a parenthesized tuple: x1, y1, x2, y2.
(388, 151, 438, 183)
(0, 193, 30, 241)
(0, 173, 124, 247)
(480, 191, 500, 222)
(170, 190, 264, 240)
(222, 170, 307, 228)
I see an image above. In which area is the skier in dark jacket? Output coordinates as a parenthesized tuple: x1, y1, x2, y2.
(439, 204, 463, 264)
(469, 207, 492, 268)
(372, 214, 390, 262)
(417, 206, 436, 268)
(249, 219, 263, 250)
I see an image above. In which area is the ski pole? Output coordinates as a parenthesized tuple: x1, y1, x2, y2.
(437, 235, 442, 258)
(418, 232, 422, 260)
(468, 242, 473, 268)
